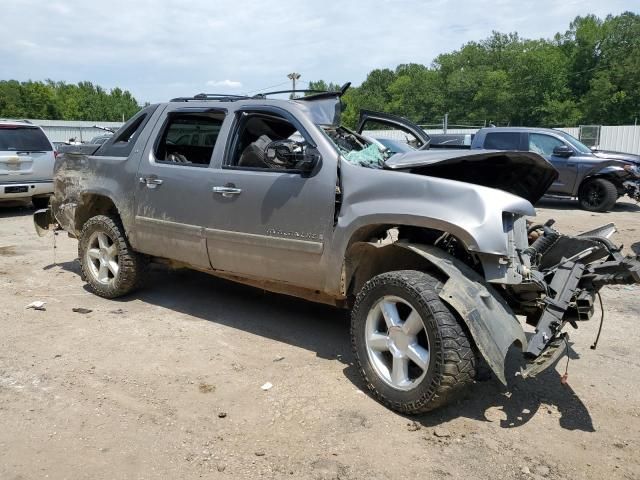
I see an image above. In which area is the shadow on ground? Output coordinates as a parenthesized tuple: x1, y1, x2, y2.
(51, 261, 594, 432)
(412, 345, 594, 432)
(0, 202, 34, 219)
(537, 197, 640, 212)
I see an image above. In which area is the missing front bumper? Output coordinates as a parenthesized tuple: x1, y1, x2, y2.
(33, 207, 58, 237)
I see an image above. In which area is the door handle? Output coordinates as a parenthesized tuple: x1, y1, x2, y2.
(212, 185, 242, 198)
(139, 176, 163, 189)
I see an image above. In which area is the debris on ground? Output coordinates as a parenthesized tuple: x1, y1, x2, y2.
(261, 382, 273, 391)
(198, 383, 215, 393)
(25, 301, 46, 311)
(273, 355, 285, 362)
(72, 307, 93, 314)
(218, 412, 227, 418)
(433, 427, 452, 438)
(407, 421, 421, 432)
(254, 451, 266, 457)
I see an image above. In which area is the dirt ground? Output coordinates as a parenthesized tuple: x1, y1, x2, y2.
(1, 197, 639, 480)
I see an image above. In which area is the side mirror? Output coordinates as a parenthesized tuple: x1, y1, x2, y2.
(552, 145, 573, 157)
(264, 139, 320, 173)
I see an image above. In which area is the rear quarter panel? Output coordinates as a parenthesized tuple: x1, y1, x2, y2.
(51, 106, 165, 241)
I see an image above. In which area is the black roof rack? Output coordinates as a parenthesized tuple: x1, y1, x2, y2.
(170, 93, 250, 102)
(169, 82, 351, 103)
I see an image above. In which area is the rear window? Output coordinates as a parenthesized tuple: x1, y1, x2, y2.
(484, 132, 521, 150)
(0, 127, 52, 151)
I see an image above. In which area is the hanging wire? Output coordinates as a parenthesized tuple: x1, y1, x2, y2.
(560, 334, 570, 385)
(590, 291, 605, 350)
(244, 81, 290, 95)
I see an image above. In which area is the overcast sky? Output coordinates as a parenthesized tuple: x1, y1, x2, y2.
(1, 0, 637, 103)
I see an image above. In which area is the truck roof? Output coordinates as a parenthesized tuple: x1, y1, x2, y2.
(477, 126, 565, 135)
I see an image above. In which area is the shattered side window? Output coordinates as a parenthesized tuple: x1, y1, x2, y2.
(322, 126, 385, 168)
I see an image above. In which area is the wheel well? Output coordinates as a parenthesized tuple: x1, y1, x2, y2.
(345, 242, 439, 300)
(579, 175, 624, 194)
(343, 225, 477, 300)
(74, 194, 119, 232)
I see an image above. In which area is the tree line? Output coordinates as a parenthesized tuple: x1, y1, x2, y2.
(1, 12, 637, 126)
(0, 80, 140, 121)
(311, 12, 640, 129)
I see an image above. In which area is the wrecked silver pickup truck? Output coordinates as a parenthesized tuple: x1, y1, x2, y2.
(35, 85, 640, 414)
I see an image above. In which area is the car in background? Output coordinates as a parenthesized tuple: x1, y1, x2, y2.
(89, 134, 113, 145)
(0, 120, 56, 209)
(429, 133, 474, 148)
(356, 111, 640, 212)
(470, 127, 640, 212)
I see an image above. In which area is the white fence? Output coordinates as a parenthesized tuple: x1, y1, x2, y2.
(21, 119, 123, 143)
(366, 125, 640, 154)
(11, 118, 640, 154)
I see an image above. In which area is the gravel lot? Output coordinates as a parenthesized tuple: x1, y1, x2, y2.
(1, 198, 639, 480)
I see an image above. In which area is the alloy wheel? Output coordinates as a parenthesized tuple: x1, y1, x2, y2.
(364, 295, 430, 391)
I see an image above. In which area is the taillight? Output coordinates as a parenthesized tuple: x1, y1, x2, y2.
(54, 151, 59, 159)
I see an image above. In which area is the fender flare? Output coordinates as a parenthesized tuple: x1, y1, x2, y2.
(396, 242, 527, 385)
(575, 162, 628, 196)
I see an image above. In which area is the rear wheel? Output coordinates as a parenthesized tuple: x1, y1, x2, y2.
(351, 270, 477, 414)
(578, 178, 618, 212)
(78, 215, 148, 298)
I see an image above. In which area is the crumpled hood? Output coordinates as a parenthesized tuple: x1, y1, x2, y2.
(592, 149, 640, 165)
(384, 149, 559, 204)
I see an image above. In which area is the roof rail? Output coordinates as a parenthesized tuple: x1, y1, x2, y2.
(169, 82, 351, 103)
(170, 93, 250, 102)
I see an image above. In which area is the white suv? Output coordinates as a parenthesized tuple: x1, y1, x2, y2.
(0, 120, 56, 208)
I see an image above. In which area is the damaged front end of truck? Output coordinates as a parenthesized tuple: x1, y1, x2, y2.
(377, 150, 640, 383)
(505, 220, 640, 377)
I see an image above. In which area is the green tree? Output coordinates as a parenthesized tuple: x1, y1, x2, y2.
(0, 80, 140, 121)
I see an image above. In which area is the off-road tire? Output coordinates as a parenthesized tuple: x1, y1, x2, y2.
(78, 215, 148, 298)
(32, 196, 50, 210)
(351, 270, 477, 414)
(578, 178, 618, 212)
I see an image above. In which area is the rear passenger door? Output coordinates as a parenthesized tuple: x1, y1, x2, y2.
(482, 131, 525, 151)
(528, 133, 576, 194)
(133, 108, 226, 269)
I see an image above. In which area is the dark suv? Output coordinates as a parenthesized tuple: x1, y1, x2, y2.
(470, 127, 640, 212)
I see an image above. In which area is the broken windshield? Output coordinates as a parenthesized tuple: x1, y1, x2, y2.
(321, 126, 386, 168)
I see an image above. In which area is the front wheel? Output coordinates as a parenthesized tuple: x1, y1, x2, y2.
(78, 215, 148, 298)
(578, 178, 618, 212)
(351, 270, 477, 414)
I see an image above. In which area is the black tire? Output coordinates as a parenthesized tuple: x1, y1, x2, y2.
(578, 178, 618, 212)
(32, 196, 50, 210)
(78, 215, 148, 298)
(351, 270, 477, 414)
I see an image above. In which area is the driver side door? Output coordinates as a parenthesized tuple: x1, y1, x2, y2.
(205, 107, 337, 289)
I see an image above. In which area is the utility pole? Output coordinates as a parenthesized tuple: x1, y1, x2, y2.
(443, 113, 448, 134)
(287, 72, 301, 98)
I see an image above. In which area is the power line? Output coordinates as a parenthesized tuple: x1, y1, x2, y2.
(244, 81, 290, 95)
